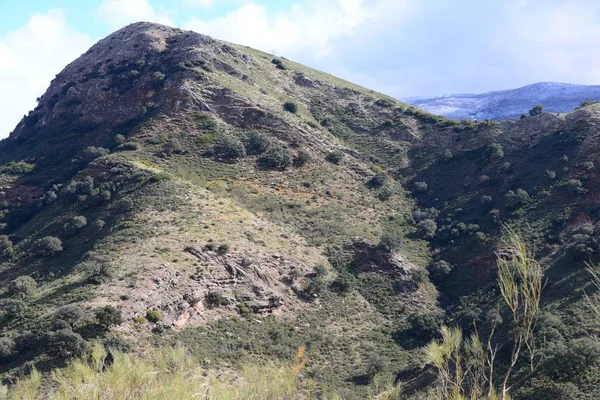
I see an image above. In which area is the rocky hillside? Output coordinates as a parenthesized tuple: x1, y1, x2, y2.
(405, 82, 600, 120)
(1, 22, 600, 399)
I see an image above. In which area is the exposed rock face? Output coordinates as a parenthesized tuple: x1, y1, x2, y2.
(124, 246, 297, 328)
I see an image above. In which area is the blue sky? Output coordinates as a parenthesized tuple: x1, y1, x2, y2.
(1, 0, 600, 137)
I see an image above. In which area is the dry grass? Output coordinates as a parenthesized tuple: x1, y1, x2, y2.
(3, 343, 400, 400)
(4, 344, 300, 400)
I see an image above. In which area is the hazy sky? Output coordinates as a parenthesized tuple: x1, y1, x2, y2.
(1, 0, 600, 138)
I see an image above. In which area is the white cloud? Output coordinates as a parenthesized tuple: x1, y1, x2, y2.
(503, 2, 600, 85)
(182, 0, 405, 59)
(184, 0, 215, 7)
(182, 0, 249, 8)
(95, 0, 174, 30)
(0, 10, 93, 138)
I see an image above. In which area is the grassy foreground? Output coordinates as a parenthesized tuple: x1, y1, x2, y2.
(1, 344, 401, 399)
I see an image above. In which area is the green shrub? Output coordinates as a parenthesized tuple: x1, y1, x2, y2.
(314, 264, 328, 277)
(152, 71, 166, 81)
(64, 215, 87, 233)
(32, 236, 63, 257)
(413, 207, 440, 222)
(428, 260, 453, 281)
(546, 170, 556, 179)
(49, 330, 88, 358)
(413, 181, 428, 192)
(367, 173, 387, 188)
(566, 223, 597, 259)
(54, 305, 85, 328)
(7, 276, 37, 299)
(303, 278, 326, 298)
(375, 98, 395, 108)
(0, 161, 35, 175)
(488, 143, 504, 159)
(244, 132, 271, 155)
(529, 104, 544, 116)
(0, 235, 14, 258)
(0, 299, 28, 320)
(325, 151, 344, 164)
(418, 219, 437, 238)
(192, 112, 218, 132)
(95, 306, 123, 329)
(293, 151, 311, 167)
(206, 292, 229, 307)
(259, 146, 293, 170)
(93, 219, 106, 231)
(116, 142, 140, 151)
(213, 137, 246, 160)
(82, 146, 109, 163)
(0, 337, 15, 358)
(378, 234, 402, 252)
(504, 189, 530, 209)
(204, 242, 216, 251)
(103, 337, 132, 353)
(330, 270, 356, 295)
(540, 337, 600, 379)
(77, 254, 113, 283)
(164, 138, 184, 154)
(499, 162, 511, 172)
(565, 179, 587, 194)
(217, 243, 230, 254)
(475, 232, 487, 241)
(114, 134, 126, 145)
(146, 310, 161, 323)
(480, 195, 493, 204)
(283, 102, 298, 113)
(377, 187, 393, 201)
(236, 303, 252, 318)
(405, 312, 443, 346)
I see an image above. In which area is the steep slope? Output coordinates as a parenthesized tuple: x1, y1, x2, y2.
(0, 22, 444, 398)
(1, 22, 600, 399)
(405, 82, 600, 120)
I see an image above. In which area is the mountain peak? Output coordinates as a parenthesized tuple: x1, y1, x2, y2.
(406, 81, 600, 120)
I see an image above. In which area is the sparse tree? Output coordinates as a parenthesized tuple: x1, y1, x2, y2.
(95, 306, 123, 329)
(325, 151, 344, 165)
(283, 102, 298, 113)
(213, 137, 246, 160)
(54, 305, 85, 329)
(32, 236, 63, 257)
(259, 145, 293, 170)
(244, 132, 271, 155)
(50, 330, 88, 358)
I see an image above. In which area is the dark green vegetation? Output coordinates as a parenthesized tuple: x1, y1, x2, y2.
(1, 22, 600, 398)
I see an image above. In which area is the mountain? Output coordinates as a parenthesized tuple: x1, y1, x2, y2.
(1, 22, 600, 399)
(405, 82, 600, 120)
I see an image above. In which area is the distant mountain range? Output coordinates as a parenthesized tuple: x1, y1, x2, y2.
(404, 82, 600, 120)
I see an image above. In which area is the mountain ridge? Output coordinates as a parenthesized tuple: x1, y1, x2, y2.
(404, 81, 600, 120)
